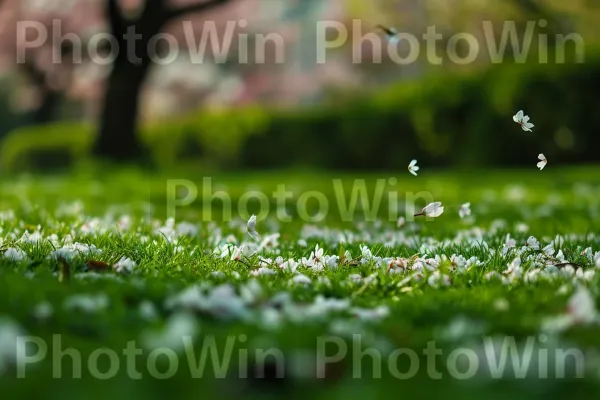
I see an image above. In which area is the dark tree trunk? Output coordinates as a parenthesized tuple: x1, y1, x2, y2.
(93, 57, 150, 160)
(92, 0, 230, 162)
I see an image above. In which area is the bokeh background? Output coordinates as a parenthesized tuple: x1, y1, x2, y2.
(0, 0, 599, 173)
(2, 3, 600, 398)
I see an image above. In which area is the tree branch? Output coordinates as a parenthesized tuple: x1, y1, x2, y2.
(167, 0, 231, 21)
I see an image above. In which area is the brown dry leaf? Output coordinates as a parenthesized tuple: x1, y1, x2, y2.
(553, 262, 583, 269)
(86, 260, 110, 272)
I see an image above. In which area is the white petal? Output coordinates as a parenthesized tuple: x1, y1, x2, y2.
(409, 169, 417, 176)
(423, 202, 440, 213)
(247, 215, 259, 240)
(538, 153, 545, 161)
(247, 215, 257, 230)
(423, 202, 444, 217)
(409, 159, 417, 167)
(522, 115, 530, 123)
(428, 206, 444, 217)
(514, 110, 523, 121)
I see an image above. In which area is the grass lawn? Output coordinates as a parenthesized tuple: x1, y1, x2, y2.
(1, 165, 600, 399)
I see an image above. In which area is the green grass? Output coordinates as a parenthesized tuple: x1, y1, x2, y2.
(1, 165, 600, 399)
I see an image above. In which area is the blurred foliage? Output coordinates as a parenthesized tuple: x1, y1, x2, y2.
(0, 81, 22, 137)
(1, 50, 599, 173)
(0, 122, 94, 172)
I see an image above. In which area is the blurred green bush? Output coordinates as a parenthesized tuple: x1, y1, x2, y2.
(2, 54, 599, 173)
(0, 122, 94, 172)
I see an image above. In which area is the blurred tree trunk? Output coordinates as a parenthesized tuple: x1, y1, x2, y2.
(92, 0, 230, 162)
(94, 57, 150, 160)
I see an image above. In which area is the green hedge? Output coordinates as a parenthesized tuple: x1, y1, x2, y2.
(0, 122, 94, 171)
(2, 53, 599, 173)
(240, 55, 600, 170)
(0, 105, 269, 173)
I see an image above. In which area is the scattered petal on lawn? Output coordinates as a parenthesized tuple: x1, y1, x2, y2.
(139, 301, 159, 321)
(247, 214, 260, 241)
(543, 286, 599, 333)
(33, 301, 54, 320)
(428, 271, 451, 288)
(281, 259, 299, 273)
(525, 236, 540, 250)
(206, 285, 251, 321)
(437, 316, 486, 341)
(291, 274, 311, 285)
(3, 177, 600, 373)
(567, 286, 597, 324)
(49, 243, 102, 262)
(21, 231, 43, 244)
(397, 217, 405, 228)
(239, 280, 263, 304)
(260, 308, 282, 330)
(113, 257, 137, 274)
(177, 222, 198, 236)
(502, 234, 517, 255)
(516, 223, 529, 233)
(166, 284, 251, 321)
(63, 294, 109, 314)
(141, 312, 198, 353)
(459, 202, 471, 219)
(3, 248, 30, 263)
(351, 305, 389, 322)
(250, 267, 276, 276)
(211, 271, 225, 278)
(164, 285, 205, 311)
(508, 256, 521, 270)
(0, 317, 27, 370)
(493, 298, 510, 311)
